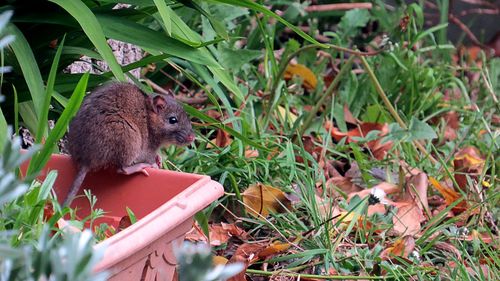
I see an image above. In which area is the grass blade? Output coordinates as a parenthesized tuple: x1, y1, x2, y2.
(6, 24, 45, 121)
(27, 72, 89, 176)
(35, 36, 66, 143)
(50, 0, 126, 81)
(209, 0, 327, 48)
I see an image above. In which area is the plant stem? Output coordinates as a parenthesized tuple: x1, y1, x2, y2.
(298, 55, 355, 136)
(246, 269, 386, 280)
(359, 56, 437, 164)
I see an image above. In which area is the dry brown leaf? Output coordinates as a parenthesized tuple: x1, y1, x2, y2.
(244, 148, 259, 158)
(462, 230, 496, 244)
(405, 170, 430, 216)
(392, 201, 424, 236)
(429, 177, 467, 214)
(325, 175, 362, 197)
(380, 235, 415, 259)
(348, 182, 400, 200)
(117, 215, 132, 233)
(227, 243, 267, 281)
(325, 122, 393, 160)
(454, 146, 485, 190)
(185, 223, 248, 246)
(242, 183, 292, 218)
(258, 241, 291, 259)
(284, 63, 318, 90)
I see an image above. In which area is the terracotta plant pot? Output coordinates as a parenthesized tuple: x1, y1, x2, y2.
(26, 154, 224, 280)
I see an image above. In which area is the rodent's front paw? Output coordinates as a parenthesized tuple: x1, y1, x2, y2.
(155, 154, 163, 169)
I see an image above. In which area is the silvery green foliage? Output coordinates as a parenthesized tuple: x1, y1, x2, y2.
(0, 128, 39, 207)
(0, 228, 107, 281)
(176, 242, 244, 281)
(0, 132, 107, 281)
(0, 10, 14, 74)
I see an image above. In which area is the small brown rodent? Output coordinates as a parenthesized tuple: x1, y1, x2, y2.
(64, 82, 195, 206)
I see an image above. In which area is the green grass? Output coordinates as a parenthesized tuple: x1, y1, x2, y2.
(0, 1, 498, 280)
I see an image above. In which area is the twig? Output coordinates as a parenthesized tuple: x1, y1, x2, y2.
(305, 3, 373, 12)
(459, 8, 499, 17)
(425, 1, 489, 49)
(458, 0, 499, 9)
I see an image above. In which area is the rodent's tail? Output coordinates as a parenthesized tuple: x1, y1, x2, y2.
(63, 166, 89, 207)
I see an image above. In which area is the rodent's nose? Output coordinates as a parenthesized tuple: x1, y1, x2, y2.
(186, 133, 195, 143)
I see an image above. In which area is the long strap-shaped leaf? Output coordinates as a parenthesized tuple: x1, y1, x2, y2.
(6, 24, 45, 120)
(50, 0, 126, 82)
(27, 72, 89, 176)
(208, 0, 328, 48)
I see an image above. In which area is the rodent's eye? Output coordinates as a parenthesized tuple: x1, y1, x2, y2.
(168, 117, 178, 124)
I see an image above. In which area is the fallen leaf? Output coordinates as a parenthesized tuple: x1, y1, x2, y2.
(326, 122, 393, 160)
(258, 241, 291, 259)
(405, 169, 430, 216)
(462, 230, 495, 244)
(215, 129, 232, 147)
(185, 223, 248, 246)
(392, 201, 424, 236)
(454, 146, 484, 190)
(242, 183, 292, 218)
(429, 177, 467, 214)
(227, 243, 267, 281)
(213, 255, 229, 266)
(284, 63, 318, 90)
(117, 215, 132, 233)
(380, 235, 415, 259)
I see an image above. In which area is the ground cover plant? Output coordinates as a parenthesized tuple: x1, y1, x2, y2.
(0, 0, 498, 280)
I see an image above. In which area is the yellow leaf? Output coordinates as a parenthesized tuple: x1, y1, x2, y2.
(284, 63, 318, 90)
(213, 255, 229, 266)
(258, 241, 291, 259)
(242, 183, 291, 218)
(277, 105, 298, 126)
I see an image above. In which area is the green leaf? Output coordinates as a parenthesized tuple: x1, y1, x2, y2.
(218, 46, 261, 70)
(50, 0, 126, 81)
(6, 24, 45, 120)
(338, 9, 371, 38)
(184, 104, 268, 151)
(0, 107, 7, 149)
(27, 72, 89, 176)
(407, 116, 437, 140)
(35, 36, 66, 143)
(209, 0, 327, 48)
(96, 15, 221, 67)
(153, 0, 172, 35)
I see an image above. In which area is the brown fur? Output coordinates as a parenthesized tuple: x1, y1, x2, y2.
(64, 82, 194, 205)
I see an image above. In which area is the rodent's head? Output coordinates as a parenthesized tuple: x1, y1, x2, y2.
(150, 94, 195, 146)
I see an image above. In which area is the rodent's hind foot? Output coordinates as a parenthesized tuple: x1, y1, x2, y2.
(118, 163, 155, 176)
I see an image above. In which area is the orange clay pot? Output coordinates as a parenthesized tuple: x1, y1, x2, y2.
(26, 153, 223, 281)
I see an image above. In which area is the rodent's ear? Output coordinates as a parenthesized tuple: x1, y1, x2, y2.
(153, 95, 167, 113)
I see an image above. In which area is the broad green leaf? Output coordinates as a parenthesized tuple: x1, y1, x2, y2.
(18, 101, 38, 133)
(209, 0, 327, 48)
(218, 46, 261, 70)
(408, 116, 437, 140)
(35, 36, 66, 142)
(338, 9, 371, 38)
(6, 24, 45, 120)
(27, 72, 89, 176)
(50, 0, 126, 81)
(96, 15, 220, 67)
